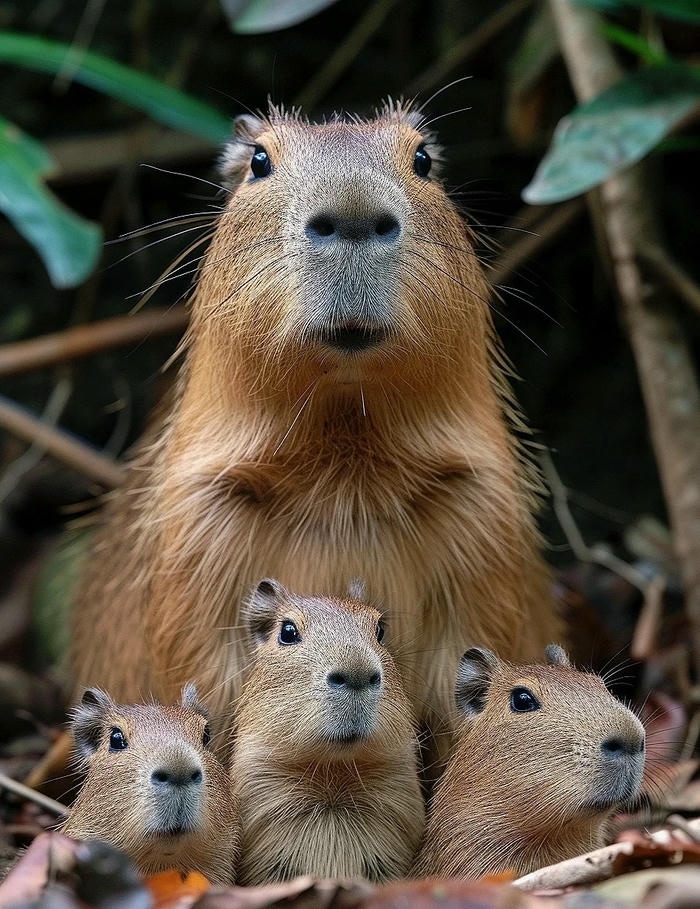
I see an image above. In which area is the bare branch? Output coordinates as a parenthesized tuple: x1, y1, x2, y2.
(0, 396, 125, 489)
(0, 770, 68, 818)
(0, 306, 188, 379)
(548, 0, 700, 677)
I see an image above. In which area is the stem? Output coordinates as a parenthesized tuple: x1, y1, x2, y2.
(548, 0, 700, 677)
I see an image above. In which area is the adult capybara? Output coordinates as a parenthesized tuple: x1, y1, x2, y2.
(71, 101, 561, 756)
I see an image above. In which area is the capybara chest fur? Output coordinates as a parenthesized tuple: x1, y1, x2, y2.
(71, 101, 561, 753)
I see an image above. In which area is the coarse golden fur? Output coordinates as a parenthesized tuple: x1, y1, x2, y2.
(231, 580, 424, 885)
(71, 100, 560, 755)
(413, 645, 645, 879)
(63, 686, 238, 884)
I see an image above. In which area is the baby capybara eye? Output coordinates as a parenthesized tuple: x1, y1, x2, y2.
(278, 620, 301, 645)
(413, 143, 431, 178)
(109, 727, 128, 750)
(250, 145, 272, 178)
(509, 687, 540, 713)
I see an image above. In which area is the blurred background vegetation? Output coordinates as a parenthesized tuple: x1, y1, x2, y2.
(1, 0, 699, 676)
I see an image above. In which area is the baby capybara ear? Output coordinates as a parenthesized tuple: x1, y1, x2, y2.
(346, 578, 366, 601)
(181, 682, 209, 719)
(244, 578, 289, 646)
(455, 647, 498, 716)
(544, 644, 571, 667)
(70, 687, 114, 761)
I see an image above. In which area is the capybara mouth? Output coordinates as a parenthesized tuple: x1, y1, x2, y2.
(153, 821, 195, 838)
(321, 324, 388, 353)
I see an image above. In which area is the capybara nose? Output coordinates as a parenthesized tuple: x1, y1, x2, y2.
(600, 733, 645, 759)
(151, 765, 203, 788)
(305, 212, 401, 245)
(327, 668, 383, 691)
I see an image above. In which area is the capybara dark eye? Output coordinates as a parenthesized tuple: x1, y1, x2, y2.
(414, 144, 431, 178)
(251, 145, 272, 179)
(510, 687, 540, 713)
(279, 620, 301, 645)
(376, 621, 386, 644)
(109, 727, 128, 750)
(202, 723, 211, 747)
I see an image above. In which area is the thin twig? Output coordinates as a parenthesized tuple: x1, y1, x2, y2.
(489, 199, 584, 286)
(630, 575, 666, 660)
(45, 128, 214, 185)
(541, 451, 650, 591)
(0, 395, 125, 489)
(639, 245, 700, 316)
(680, 707, 700, 762)
(0, 770, 69, 818)
(294, 0, 403, 111)
(0, 378, 72, 504)
(407, 0, 533, 96)
(0, 306, 188, 378)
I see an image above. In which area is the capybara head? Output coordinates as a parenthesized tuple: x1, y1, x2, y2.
(194, 103, 491, 402)
(64, 685, 237, 881)
(454, 644, 645, 823)
(414, 645, 645, 879)
(237, 578, 415, 761)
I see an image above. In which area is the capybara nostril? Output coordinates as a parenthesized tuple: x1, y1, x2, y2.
(601, 734, 644, 758)
(305, 212, 401, 244)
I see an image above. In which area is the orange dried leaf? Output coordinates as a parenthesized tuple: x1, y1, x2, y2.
(146, 868, 211, 904)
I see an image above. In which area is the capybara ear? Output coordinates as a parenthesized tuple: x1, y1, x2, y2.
(455, 647, 497, 715)
(244, 578, 288, 645)
(181, 682, 208, 718)
(347, 578, 366, 601)
(219, 114, 268, 188)
(71, 688, 113, 760)
(545, 644, 571, 667)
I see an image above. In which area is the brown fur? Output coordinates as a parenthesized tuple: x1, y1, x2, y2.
(413, 645, 645, 879)
(231, 580, 424, 885)
(63, 686, 238, 884)
(70, 101, 560, 755)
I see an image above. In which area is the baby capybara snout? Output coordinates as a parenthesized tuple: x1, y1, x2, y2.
(324, 646, 384, 742)
(594, 709, 645, 808)
(147, 745, 206, 834)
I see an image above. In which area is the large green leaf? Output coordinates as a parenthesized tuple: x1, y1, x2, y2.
(576, 0, 700, 24)
(0, 32, 231, 143)
(222, 0, 342, 34)
(523, 64, 700, 204)
(0, 116, 101, 288)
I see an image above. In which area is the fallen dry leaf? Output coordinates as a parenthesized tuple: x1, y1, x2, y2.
(514, 817, 700, 892)
(147, 869, 212, 906)
(195, 878, 372, 909)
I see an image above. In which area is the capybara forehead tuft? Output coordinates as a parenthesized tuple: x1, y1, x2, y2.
(490, 660, 613, 706)
(99, 702, 204, 743)
(273, 592, 382, 636)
